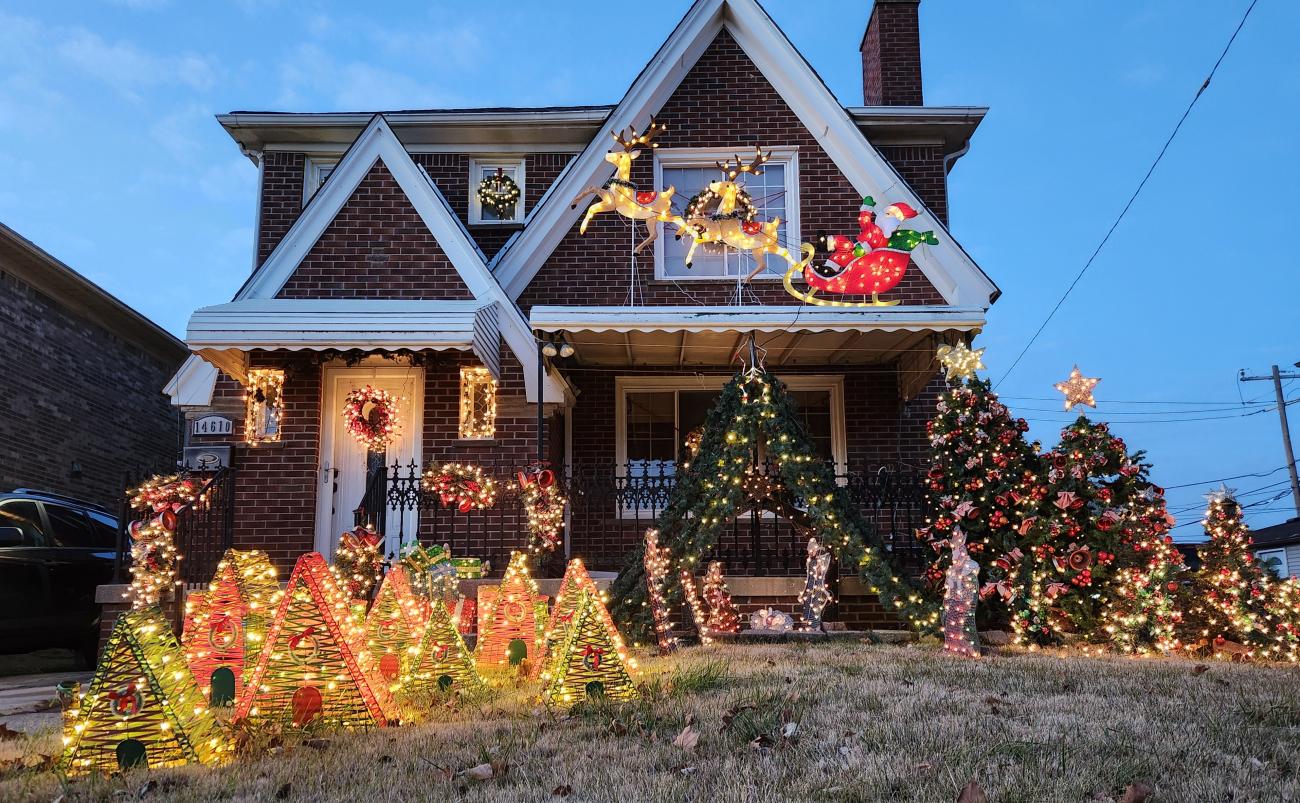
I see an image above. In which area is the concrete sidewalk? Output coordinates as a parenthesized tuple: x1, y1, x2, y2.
(0, 671, 89, 735)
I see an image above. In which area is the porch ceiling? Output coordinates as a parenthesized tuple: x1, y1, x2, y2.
(530, 305, 983, 367)
(186, 298, 500, 382)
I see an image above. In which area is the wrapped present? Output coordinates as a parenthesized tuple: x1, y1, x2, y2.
(452, 557, 486, 579)
(446, 595, 477, 636)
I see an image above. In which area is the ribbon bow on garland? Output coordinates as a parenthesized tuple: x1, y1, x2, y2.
(515, 463, 566, 554)
(581, 645, 605, 671)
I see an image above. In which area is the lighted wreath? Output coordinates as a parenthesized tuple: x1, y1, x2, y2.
(343, 385, 401, 452)
(477, 170, 520, 217)
(422, 462, 498, 513)
(685, 185, 756, 222)
(515, 464, 566, 553)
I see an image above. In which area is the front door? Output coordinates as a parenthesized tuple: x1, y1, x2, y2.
(316, 365, 424, 559)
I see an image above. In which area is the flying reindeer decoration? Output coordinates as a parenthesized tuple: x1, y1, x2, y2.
(675, 148, 814, 278)
(570, 117, 685, 253)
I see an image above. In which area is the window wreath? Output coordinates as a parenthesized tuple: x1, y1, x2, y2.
(422, 462, 498, 513)
(477, 169, 520, 218)
(342, 385, 401, 452)
(684, 185, 756, 222)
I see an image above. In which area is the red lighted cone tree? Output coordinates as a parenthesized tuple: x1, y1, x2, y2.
(702, 561, 740, 634)
(365, 566, 429, 686)
(541, 590, 638, 708)
(60, 607, 229, 776)
(234, 553, 395, 729)
(476, 551, 544, 669)
(182, 549, 281, 706)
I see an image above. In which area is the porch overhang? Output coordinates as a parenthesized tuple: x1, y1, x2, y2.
(186, 299, 501, 382)
(530, 305, 985, 400)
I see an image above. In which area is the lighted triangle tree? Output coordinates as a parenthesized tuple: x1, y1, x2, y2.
(609, 364, 932, 636)
(400, 596, 483, 696)
(365, 566, 429, 687)
(182, 548, 281, 707)
(60, 607, 229, 776)
(544, 558, 605, 647)
(234, 552, 395, 730)
(477, 551, 545, 670)
(541, 589, 639, 708)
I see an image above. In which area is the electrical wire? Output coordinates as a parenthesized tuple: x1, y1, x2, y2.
(995, 0, 1261, 388)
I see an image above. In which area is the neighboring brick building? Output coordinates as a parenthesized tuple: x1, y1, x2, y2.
(166, 0, 997, 625)
(0, 223, 185, 508)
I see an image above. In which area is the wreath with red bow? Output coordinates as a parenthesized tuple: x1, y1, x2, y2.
(516, 463, 566, 553)
(342, 385, 400, 452)
(422, 463, 498, 513)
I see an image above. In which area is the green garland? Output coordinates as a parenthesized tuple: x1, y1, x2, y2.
(608, 369, 936, 639)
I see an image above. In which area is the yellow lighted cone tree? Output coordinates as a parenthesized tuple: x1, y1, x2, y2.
(401, 597, 483, 696)
(234, 553, 395, 730)
(541, 589, 638, 708)
(476, 551, 545, 670)
(60, 607, 229, 776)
(365, 566, 429, 687)
(181, 549, 281, 707)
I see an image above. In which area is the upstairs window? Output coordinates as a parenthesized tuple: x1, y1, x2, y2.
(303, 156, 339, 204)
(459, 366, 497, 439)
(469, 158, 525, 224)
(654, 147, 799, 280)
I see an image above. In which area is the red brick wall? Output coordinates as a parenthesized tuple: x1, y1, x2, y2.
(860, 0, 924, 106)
(257, 152, 306, 268)
(277, 162, 473, 300)
(0, 271, 181, 507)
(517, 30, 946, 311)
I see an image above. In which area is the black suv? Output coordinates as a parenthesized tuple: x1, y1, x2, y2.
(0, 490, 120, 662)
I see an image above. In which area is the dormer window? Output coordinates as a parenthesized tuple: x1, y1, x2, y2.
(469, 158, 525, 224)
(303, 156, 339, 204)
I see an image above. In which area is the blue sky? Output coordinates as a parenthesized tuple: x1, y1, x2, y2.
(1, 1, 1296, 537)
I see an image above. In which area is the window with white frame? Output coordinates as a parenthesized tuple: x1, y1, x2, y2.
(303, 156, 340, 204)
(469, 158, 525, 224)
(1257, 548, 1291, 578)
(615, 375, 843, 479)
(654, 147, 799, 280)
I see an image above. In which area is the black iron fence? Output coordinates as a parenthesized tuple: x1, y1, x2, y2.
(113, 466, 237, 588)
(353, 458, 928, 578)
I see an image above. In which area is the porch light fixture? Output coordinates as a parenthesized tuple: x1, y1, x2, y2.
(458, 366, 497, 439)
(539, 335, 574, 359)
(243, 369, 285, 445)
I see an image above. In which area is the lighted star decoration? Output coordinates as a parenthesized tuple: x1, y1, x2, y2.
(1053, 365, 1100, 410)
(1205, 483, 1237, 504)
(936, 342, 985, 380)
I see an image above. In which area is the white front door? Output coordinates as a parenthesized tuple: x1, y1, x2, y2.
(316, 365, 424, 559)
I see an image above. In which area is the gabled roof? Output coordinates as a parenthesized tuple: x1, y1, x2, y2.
(493, 0, 998, 308)
(181, 115, 565, 403)
(1253, 517, 1300, 548)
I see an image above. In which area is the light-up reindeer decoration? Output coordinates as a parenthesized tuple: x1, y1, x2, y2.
(675, 148, 814, 278)
(569, 117, 684, 253)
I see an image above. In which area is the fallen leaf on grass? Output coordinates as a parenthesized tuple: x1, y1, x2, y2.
(137, 779, 159, 798)
(673, 725, 700, 751)
(0, 724, 22, 741)
(916, 762, 934, 771)
(461, 763, 495, 781)
(303, 739, 330, 751)
(1119, 782, 1152, 803)
(275, 783, 291, 799)
(609, 721, 628, 737)
(956, 780, 987, 803)
(552, 784, 573, 797)
(1193, 664, 1209, 674)
(781, 721, 798, 739)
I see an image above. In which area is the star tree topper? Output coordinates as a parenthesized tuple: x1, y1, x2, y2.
(1054, 365, 1100, 410)
(936, 342, 985, 380)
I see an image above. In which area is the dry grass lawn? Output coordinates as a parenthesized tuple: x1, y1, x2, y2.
(2, 642, 1299, 802)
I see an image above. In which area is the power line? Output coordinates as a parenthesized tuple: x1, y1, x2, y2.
(995, 0, 1261, 388)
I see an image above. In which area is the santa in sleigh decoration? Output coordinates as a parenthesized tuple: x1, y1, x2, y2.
(781, 196, 938, 307)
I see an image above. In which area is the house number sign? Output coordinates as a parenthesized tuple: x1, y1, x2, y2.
(192, 415, 234, 436)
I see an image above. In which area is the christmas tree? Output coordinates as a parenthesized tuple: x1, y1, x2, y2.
(702, 561, 740, 634)
(401, 596, 482, 695)
(60, 607, 229, 776)
(234, 553, 395, 729)
(544, 558, 605, 648)
(610, 364, 925, 636)
(541, 590, 638, 708)
(919, 368, 1046, 630)
(365, 566, 429, 686)
(181, 549, 281, 706)
(476, 551, 544, 670)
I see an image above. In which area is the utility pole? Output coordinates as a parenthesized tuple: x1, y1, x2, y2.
(1239, 364, 1300, 519)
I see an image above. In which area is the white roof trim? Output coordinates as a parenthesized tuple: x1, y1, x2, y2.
(493, 0, 997, 308)
(225, 115, 562, 402)
(164, 354, 220, 408)
(530, 305, 986, 334)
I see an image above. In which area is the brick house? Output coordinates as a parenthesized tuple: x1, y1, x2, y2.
(165, 0, 997, 622)
(0, 222, 185, 507)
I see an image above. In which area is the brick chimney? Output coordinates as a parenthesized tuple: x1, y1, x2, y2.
(860, 0, 923, 106)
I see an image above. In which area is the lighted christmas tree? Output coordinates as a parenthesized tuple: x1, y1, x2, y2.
(60, 607, 229, 776)
(182, 549, 281, 706)
(642, 529, 680, 653)
(1178, 488, 1282, 659)
(544, 558, 604, 647)
(476, 551, 544, 670)
(541, 589, 639, 708)
(798, 538, 832, 632)
(401, 596, 483, 695)
(365, 566, 429, 687)
(919, 363, 1046, 631)
(702, 561, 740, 634)
(234, 552, 395, 730)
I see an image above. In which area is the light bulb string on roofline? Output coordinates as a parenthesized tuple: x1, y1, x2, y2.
(995, 0, 1261, 388)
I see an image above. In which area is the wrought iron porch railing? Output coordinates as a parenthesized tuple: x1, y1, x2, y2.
(113, 467, 237, 587)
(354, 458, 929, 578)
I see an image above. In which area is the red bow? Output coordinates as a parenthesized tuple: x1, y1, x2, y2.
(582, 645, 605, 670)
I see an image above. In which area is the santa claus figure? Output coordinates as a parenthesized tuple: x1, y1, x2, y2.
(802, 197, 937, 306)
